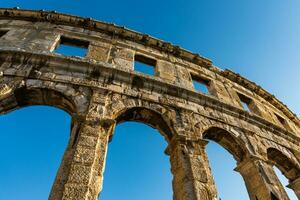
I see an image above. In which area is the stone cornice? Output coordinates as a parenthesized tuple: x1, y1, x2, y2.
(221, 69, 300, 127)
(0, 8, 212, 67)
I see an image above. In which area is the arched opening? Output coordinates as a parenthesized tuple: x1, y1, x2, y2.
(274, 167, 298, 200)
(203, 127, 248, 199)
(100, 107, 173, 200)
(13, 87, 77, 115)
(0, 86, 77, 116)
(113, 107, 173, 141)
(0, 105, 71, 200)
(0, 86, 79, 199)
(267, 147, 300, 199)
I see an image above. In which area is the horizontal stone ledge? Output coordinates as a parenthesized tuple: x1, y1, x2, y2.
(0, 8, 212, 69)
(0, 9, 298, 128)
(0, 49, 299, 146)
(222, 69, 300, 127)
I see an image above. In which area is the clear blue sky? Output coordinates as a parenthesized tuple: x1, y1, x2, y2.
(0, 1, 299, 199)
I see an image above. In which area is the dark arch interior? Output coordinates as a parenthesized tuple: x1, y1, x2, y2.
(13, 87, 76, 115)
(115, 107, 173, 141)
(203, 127, 246, 162)
(267, 148, 300, 181)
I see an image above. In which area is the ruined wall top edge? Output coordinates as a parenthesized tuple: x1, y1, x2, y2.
(0, 7, 298, 128)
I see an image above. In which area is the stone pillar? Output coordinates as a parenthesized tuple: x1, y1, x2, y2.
(235, 157, 289, 200)
(165, 136, 218, 200)
(49, 117, 115, 200)
(288, 177, 300, 199)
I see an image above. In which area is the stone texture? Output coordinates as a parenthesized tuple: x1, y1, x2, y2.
(86, 42, 111, 62)
(235, 157, 290, 200)
(166, 136, 218, 200)
(288, 177, 300, 199)
(0, 8, 300, 200)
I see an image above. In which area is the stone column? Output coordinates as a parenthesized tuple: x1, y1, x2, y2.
(49, 117, 115, 200)
(165, 136, 218, 200)
(235, 156, 289, 200)
(287, 177, 300, 199)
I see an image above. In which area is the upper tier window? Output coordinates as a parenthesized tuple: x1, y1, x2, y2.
(134, 54, 156, 76)
(274, 113, 291, 131)
(191, 75, 210, 95)
(237, 92, 252, 112)
(54, 36, 89, 57)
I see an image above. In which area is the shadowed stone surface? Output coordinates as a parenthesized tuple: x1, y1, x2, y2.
(0, 8, 300, 200)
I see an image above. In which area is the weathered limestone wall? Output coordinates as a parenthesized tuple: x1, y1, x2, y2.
(0, 8, 300, 200)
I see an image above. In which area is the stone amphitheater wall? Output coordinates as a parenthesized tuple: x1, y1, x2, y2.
(0, 8, 299, 200)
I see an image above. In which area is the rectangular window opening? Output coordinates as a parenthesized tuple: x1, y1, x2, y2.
(54, 36, 89, 57)
(274, 113, 290, 130)
(134, 54, 156, 76)
(237, 93, 252, 112)
(191, 75, 210, 94)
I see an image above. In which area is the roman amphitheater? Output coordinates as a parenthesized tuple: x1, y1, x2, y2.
(0, 8, 299, 200)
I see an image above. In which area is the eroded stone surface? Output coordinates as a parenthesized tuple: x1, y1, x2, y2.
(0, 8, 300, 200)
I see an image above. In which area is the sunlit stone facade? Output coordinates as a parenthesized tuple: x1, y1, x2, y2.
(0, 8, 300, 200)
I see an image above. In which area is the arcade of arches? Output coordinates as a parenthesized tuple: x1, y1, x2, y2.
(1, 8, 300, 200)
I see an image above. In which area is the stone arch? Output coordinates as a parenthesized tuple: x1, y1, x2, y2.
(14, 87, 76, 114)
(0, 96, 73, 200)
(0, 80, 84, 200)
(200, 124, 251, 199)
(101, 96, 175, 199)
(104, 94, 176, 142)
(113, 106, 175, 142)
(202, 125, 249, 162)
(267, 147, 300, 182)
(101, 106, 174, 200)
(0, 79, 90, 116)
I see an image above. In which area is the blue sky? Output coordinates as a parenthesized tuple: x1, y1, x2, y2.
(0, 1, 299, 199)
